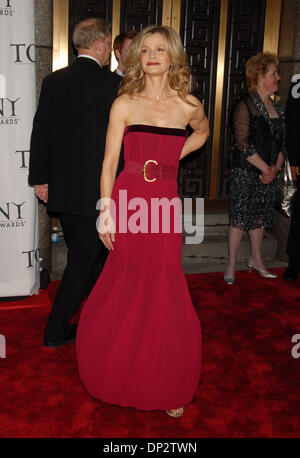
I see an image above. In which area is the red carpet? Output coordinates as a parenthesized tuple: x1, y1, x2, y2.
(0, 269, 300, 438)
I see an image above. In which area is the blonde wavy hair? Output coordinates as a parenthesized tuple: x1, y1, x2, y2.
(246, 52, 279, 92)
(118, 25, 195, 105)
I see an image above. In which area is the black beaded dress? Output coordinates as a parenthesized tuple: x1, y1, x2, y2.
(228, 91, 286, 231)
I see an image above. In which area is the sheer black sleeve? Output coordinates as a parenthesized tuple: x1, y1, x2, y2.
(233, 100, 257, 158)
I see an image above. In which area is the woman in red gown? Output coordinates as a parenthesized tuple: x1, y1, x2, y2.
(75, 25, 209, 418)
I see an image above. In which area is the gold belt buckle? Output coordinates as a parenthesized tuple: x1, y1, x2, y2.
(143, 159, 158, 182)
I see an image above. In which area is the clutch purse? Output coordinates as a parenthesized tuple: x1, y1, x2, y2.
(275, 159, 297, 217)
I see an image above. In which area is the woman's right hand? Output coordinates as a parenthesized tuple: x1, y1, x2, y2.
(98, 211, 116, 251)
(259, 166, 277, 184)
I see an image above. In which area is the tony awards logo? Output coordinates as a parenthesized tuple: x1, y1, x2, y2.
(15, 149, 30, 170)
(10, 43, 35, 64)
(0, 96, 20, 125)
(0, 201, 26, 228)
(0, 0, 14, 16)
(22, 247, 39, 269)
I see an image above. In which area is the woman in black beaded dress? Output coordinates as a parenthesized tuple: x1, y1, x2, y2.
(224, 52, 286, 285)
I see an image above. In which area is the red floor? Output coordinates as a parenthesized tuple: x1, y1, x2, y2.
(0, 269, 300, 438)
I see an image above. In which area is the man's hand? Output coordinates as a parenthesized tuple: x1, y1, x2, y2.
(34, 184, 48, 203)
(290, 166, 300, 182)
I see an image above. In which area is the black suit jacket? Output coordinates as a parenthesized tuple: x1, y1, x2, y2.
(285, 82, 300, 167)
(29, 57, 122, 216)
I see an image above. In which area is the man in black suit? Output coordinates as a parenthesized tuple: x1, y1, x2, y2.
(29, 18, 122, 347)
(283, 80, 300, 281)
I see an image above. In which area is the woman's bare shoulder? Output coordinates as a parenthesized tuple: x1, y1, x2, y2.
(180, 94, 203, 114)
(112, 93, 133, 108)
(186, 93, 202, 107)
(110, 94, 134, 120)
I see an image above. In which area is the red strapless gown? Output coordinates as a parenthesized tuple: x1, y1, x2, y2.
(75, 125, 202, 411)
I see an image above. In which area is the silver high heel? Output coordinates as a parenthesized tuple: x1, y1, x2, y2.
(248, 258, 278, 278)
(224, 274, 235, 285)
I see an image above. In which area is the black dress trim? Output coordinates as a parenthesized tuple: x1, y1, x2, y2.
(124, 124, 187, 137)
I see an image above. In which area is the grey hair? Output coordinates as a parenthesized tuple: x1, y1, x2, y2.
(73, 18, 110, 50)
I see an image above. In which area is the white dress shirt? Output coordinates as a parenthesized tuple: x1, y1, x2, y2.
(115, 67, 124, 77)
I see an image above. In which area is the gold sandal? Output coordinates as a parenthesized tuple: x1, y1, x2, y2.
(166, 407, 184, 418)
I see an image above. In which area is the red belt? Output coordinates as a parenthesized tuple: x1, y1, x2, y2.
(124, 159, 178, 182)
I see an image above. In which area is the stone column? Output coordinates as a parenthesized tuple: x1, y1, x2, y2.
(34, 0, 53, 278)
